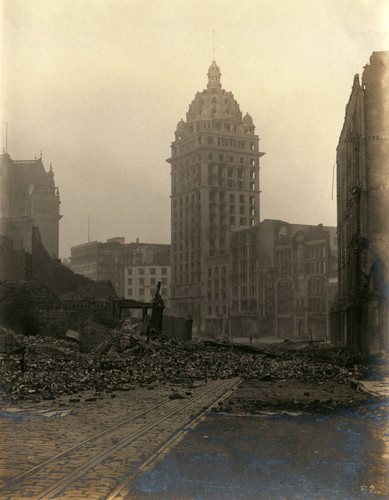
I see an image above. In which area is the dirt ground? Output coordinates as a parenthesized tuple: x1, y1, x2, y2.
(222, 378, 378, 413)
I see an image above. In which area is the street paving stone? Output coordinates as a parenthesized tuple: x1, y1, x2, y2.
(0, 378, 240, 499)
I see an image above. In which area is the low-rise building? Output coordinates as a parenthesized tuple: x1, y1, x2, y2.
(124, 241, 170, 308)
(70, 237, 125, 293)
(70, 238, 171, 307)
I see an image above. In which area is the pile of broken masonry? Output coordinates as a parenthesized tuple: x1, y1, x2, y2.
(0, 325, 370, 402)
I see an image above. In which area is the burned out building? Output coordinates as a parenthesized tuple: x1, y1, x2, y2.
(0, 153, 61, 258)
(230, 220, 338, 341)
(167, 60, 264, 333)
(331, 51, 389, 353)
(0, 235, 30, 282)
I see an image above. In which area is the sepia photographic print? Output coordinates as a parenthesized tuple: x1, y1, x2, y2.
(0, 1, 388, 498)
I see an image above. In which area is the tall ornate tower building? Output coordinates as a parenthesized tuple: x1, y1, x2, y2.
(167, 61, 264, 333)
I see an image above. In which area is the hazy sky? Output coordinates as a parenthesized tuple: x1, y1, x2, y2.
(1, 0, 388, 258)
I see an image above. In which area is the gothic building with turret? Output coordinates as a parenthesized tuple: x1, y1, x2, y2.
(167, 61, 265, 333)
(331, 51, 389, 353)
(0, 153, 61, 259)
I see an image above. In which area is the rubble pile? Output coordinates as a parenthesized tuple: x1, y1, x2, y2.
(0, 328, 367, 399)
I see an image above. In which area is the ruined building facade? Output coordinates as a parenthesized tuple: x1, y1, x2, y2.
(167, 61, 264, 332)
(0, 153, 61, 259)
(331, 51, 389, 353)
(230, 220, 338, 341)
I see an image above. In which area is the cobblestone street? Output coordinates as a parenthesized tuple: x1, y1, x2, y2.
(0, 379, 241, 499)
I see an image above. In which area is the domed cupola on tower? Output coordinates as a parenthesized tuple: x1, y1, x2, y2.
(242, 112, 255, 134)
(243, 112, 253, 125)
(174, 118, 186, 140)
(186, 61, 242, 122)
(207, 60, 222, 90)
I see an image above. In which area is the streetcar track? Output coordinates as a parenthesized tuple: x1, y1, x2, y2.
(106, 378, 242, 500)
(0, 397, 171, 488)
(1, 379, 240, 499)
(36, 379, 231, 500)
